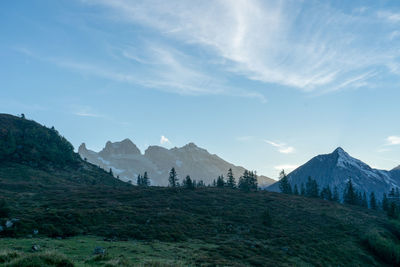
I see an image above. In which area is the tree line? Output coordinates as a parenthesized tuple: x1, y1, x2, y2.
(277, 170, 398, 213)
(132, 167, 258, 192)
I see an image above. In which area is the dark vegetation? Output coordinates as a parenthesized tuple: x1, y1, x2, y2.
(0, 113, 399, 266)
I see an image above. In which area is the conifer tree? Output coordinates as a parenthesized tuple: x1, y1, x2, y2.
(183, 175, 194, 189)
(238, 170, 257, 191)
(382, 193, 389, 211)
(278, 170, 292, 194)
(343, 179, 357, 205)
(388, 201, 398, 218)
(293, 184, 299, 195)
(389, 188, 396, 198)
(226, 168, 236, 188)
(217, 175, 225, 188)
(300, 183, 306, 196)
(362, 192, 368, 208)
(109, 168, 114, 177)
(142, 171, 150, 186)
(305, 176, 319, 198)
(136, 174, 142, 186)
(370, 191, 377, 210)
(332, 186, 340, 202)
(168, 167, 178, 187)
(320, 186, 332, 201)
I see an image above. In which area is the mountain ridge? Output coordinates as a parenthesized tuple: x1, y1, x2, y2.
(79, 139, 275, 186)
(267, 147, 399, 199)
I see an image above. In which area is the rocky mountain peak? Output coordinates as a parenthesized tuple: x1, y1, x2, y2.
(78, 143, 88, 153)
(100, 138, 141, 156)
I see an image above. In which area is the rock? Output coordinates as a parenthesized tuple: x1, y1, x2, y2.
(93, 246, 106, 255)
(5, 220, 13, 228)
(32, 244, 40, 251)
(33, 229, 39, 235)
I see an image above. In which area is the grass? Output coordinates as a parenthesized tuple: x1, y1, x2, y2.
(0, 162, 397, 266)
(0, 236, 210, 266)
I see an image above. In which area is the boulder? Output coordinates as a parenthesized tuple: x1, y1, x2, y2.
(93, 246, 106, 255)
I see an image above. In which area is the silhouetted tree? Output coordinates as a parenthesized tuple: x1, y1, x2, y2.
(389, 188, 396, 198)
(109, 168, 114, 177)
(278, 170, 292, 194)
(370, 192, 377, 210)
(293, 184, 299, 195)
(332, 186, 340, 202)
(226, 168, 236, 188)
(168, 167, 178, 187)
(21, 113, 25, 119)
(238, 170, 258, 192)
(142, 171, 150, 186)
(320, 186, 333, 201)
(388, 201, 398, 218)
(362, 192, 368, 208)
(300, 183, 306, 196)
(306, 176, 319, 198)
(183, 175, 194, 189)
(343, 179, 357, 205)
(382, 193, 389, 211)
(217, 175, 225, 188)
(197, 180, 205, 188)
(136, 174, 142, 186)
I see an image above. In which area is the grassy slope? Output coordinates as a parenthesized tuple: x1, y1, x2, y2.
(0, 163, 395, 266)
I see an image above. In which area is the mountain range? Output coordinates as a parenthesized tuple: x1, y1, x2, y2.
(79, 139, 275, 187)
(267, 147, 400, 199)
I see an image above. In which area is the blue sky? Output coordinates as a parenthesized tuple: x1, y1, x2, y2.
(1, 0, 400, 178)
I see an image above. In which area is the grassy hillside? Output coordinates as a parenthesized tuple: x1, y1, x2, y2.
(0, 162, 397, 266)
(0, 114, 398, 266)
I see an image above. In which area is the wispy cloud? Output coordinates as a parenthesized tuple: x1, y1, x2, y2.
(264, 140, 295, 154)
(387, 136, 400, 145)
(160, 135, 170, 145)
(377, 11, 400, 23)
(82, 0, 400, 93)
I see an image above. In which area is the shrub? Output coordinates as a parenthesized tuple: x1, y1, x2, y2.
(5, 251, 73, 267)
(0, 199, 10, 218)
(364, 229, 400, 265)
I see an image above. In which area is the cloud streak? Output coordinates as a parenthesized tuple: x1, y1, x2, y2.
(82, 0, 400, 93)
(387, 136, 400, 145)
(264, 140, 295, 154)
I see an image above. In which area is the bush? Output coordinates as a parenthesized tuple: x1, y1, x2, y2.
(364, 229, 400, 265)
(4, 251, 73, 267)
(0, 199, 10, 218)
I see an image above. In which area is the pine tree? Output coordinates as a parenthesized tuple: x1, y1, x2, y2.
(332, 186, 340, 202)
(388, 201, 398, 218)
(183, 175, 194, 189)
(136, 174, 142, 186)
(370, 192, 377, 210)
(362, 192, 368, 208)
(226, 168, 236, 188)
(142, 172, 150, 186)
(320, 186, 333, 201)
(238, 170, 257, 191)
(389, 188, 396, 198)
(217, 175, 225, 188)
(278, 170, 292, 194)
(293, 184, 299, 195)
(109, 168, 114, 177)
(305, 176, 319, 198)
(300, 183, 306, 196)
(382, 193, 389, 211)
(343, 179, 357, 205)
(168, 167, 178, 187)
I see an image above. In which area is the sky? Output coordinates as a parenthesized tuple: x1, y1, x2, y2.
(1, 0, 400, 179)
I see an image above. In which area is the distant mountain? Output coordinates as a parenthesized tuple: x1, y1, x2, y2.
(79, 140, 275, 186)
(267, 147, 399, 199)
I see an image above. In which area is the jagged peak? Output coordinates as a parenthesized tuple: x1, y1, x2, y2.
(393, 165, 400, 171)
(101, 138, 141, 155)
(78, 143, 87, 152)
